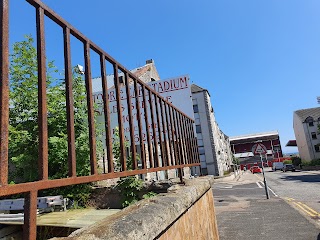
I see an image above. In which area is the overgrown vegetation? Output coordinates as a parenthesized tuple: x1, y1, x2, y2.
(283, 160, 292, 164)
(291, 156, 301, 166)
(112, 128, 156, 207)
(9, 35, 102, 207)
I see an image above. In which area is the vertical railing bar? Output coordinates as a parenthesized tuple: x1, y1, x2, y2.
(63, 27, 76, 177)
(23, 190, 38, 240)
(179, 114, 188, 165)
(181, 115, 190, 164)
(164, 102, 173, 166)
(169, 106, 178, 166)
(189, 119, 196, 164)
(0, 0, 9, 186)
(159, 99, 169, 166)
(183, 116, 192, 165)
(154, 96, 164, 167)
(192, 120, 200, 163)
(148, 91, 160, 168)
(172, 109, 181, 165)
(133, 80, 146, 169)
(100, 55, 113, 173)
(124, 72, 137, 170)
(113, 64, 126, 171)
(186, 119, 194, 164)
(176, 112, 185, 165)
(141, 86, 153, 168)
(36, 6, 48, 180)
(173, 110, 184, 182)
(84, 42, 97, 175)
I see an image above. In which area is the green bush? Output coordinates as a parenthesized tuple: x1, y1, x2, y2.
(291, 157, 301, 166)
(283, 160, 292, 164)
(310, 159, 320, 166)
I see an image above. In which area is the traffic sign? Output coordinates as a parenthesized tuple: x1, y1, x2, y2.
(252, 143, 267, 155)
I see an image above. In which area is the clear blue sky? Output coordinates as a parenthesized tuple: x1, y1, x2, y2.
(10, 0, 320, 153)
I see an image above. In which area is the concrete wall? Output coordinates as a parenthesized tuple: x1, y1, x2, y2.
(53, 176, 219, 240)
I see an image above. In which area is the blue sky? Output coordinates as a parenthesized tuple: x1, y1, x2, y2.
(10, 1, 320, 153)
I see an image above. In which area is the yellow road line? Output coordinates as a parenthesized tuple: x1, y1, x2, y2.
(293, 202, 317, 217)
(298, 202, 320, 216)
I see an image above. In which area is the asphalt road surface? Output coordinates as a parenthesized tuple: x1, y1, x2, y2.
(213, 171, 320, 240)
(259, 168, 320, 226)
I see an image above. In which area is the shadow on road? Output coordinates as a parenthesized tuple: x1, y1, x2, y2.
(280, 173, 320, 183)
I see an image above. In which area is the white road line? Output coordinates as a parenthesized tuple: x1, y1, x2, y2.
(256, 182, 263, 188)
(259, 181, 278, 197)
(267, 186, 278, 197)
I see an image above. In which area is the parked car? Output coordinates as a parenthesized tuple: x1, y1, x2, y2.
(282, 164, 296, 172)
(250, 166, 262, 174)
(272, 162, 284, 171)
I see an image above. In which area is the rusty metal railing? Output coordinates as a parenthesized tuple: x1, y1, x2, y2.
(0, 0, 200, 238)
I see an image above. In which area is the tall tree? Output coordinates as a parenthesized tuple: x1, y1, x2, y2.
(9, 35, 101, 185)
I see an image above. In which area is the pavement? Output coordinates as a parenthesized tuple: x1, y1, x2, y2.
(213, 171, 320, 240)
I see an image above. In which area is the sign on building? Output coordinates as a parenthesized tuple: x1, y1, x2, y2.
(93, 75, 194, 146)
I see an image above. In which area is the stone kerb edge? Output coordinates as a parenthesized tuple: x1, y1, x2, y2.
(54, 176, 213, 240)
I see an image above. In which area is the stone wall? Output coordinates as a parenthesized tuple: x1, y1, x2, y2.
(53, 176, 219, 240)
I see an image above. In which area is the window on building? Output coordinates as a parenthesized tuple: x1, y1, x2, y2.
(196, 125, 202, 133)
(315, 145, 320, 152)
(311, 132, 317, 139)
(199, 147, 205, 155)
(193, 104, 199, 113)
(305, 116, 314, 126)
(201, 168, 208, 175)
(197, 139, 204, 147)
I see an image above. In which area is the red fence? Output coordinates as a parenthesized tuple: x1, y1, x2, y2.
(0, 0, 200, 238)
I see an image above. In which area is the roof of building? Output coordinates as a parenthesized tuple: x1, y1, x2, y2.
(286, 140, 297, 147)
(229, 130, 279, 142)
(191, 84, 210, 97)
(294, 107, 320, 122)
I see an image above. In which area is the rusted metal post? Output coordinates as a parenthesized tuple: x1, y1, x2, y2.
(24, 191, 38, 240)
(113, 64, 127, 171)
(133, 79, 146, 169)
(124, 72, 137, 170)
(100, 55, 114, 173)
(84, 42, 97, 175)
(142, 85, 153, 168)
(0, 0, 9, 187)
(36, 6, 49, 180)
(63, 27, 76, 177)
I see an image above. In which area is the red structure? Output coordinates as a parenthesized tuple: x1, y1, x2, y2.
(230, 131, 283, 166)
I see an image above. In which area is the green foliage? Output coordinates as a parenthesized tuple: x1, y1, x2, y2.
(116, 176, 143, 207)
(232, 156, 240, 165)
(9, 35, 102, 207)
(300, 159, 320, 167)
(291, 156, 301, 166)
(142, 191, 157, 199)
(283, 160, 292, 164)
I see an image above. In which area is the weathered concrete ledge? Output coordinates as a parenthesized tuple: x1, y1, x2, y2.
(53, 176, 216, 240)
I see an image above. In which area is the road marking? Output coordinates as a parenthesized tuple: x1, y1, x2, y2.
(267, 186, 278, 197)
(284, 197, 320, 219)
(293, 202, 317, 217)
(256, 182, 263, 188)
(298, 202, 320, 216)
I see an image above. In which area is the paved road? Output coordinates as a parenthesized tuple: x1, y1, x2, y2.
(213, 171, 320, 240)
(258, 168, 320, 226)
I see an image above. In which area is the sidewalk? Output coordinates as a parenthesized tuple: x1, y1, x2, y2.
(213, 171, 320, 240)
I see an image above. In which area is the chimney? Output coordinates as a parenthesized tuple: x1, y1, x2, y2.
(146, 59, 154, 64)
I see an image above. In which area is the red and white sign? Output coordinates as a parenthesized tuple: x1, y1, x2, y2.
(252, 143, 267, 155)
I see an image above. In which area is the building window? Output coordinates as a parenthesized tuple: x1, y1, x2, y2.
(201, 168, 208, 175)
(193, 105, 199, 113)
(309, 122, 314, 127)
(311, 132, 317, 139)
(196, 125, 202, 133)
(315, 145, 320, 152)
(199, 147, 205, 155)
